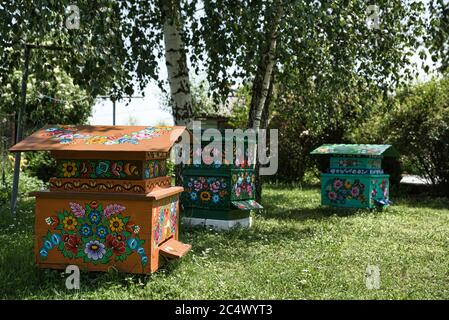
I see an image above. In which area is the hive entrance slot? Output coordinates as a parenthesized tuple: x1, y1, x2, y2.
(159, 238, 191, 259)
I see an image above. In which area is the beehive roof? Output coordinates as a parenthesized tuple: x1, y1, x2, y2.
(9, 125, 185, 152)
(310, 144, 399, 157)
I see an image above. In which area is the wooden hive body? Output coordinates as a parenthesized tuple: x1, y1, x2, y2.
(10, 125, 191, 273)
(181, 130, 263, 229)
(311, 144, 399, 209)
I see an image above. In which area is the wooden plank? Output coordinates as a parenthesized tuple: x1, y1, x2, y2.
(34, 197, 155, 273)
(51, 151, 147, 160)
(30, 187, 183, 201)
(159, 239, 191, 259)
(9, 125, 185, 152)
(50, 150, 170, 160)
(48, 176, 172, 194)
(32, 190, 149, 200)
(146, 186, 184, 200)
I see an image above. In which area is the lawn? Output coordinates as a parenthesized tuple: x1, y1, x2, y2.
(1, 183, 449, 299)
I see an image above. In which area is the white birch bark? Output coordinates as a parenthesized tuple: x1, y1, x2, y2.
(160, 0, 193, 126)
(251, 3, 283, 131)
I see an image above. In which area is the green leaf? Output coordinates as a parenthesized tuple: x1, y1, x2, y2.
(100, 255, 109, 264)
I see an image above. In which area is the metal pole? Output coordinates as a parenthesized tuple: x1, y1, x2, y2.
(10, 45, 31, 217)
(113, 99, 116, 125)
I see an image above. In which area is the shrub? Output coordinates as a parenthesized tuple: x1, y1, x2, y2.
(268, 80, 380, 182)
(384, 78, 449, 192)
(24, 151, 57, 182)
(0, 169, 46, 205)
(349, 79, 449, 191)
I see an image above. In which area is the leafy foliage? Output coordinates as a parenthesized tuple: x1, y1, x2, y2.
(0, 169, 46, 205)
(0, 1, 164, 99)
(186, 1, 428, 102)
(350, 77, 449, 192)
(23, 152, 56, 182)
(269, 76, 384, 182)
(385, 78, 449, 190)
(426, 0, 449, 73)
(0, 65, 93, 133)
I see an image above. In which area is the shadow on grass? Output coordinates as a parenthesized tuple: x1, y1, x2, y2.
(393, 196, 449, 210)
(181, 222, 315, 247)
(261, 192, 366, 222)
(0, 249, 161, 299)
(264, 182, 321, 191)
(390, 185, 449, 209)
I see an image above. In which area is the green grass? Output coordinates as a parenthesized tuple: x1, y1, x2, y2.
(1, 184, 449, 299)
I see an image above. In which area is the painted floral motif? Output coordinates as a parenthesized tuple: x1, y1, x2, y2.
(43, 125, 173, 145)
(191, 146, 219, 167)
(40, 201, 147, 266)
(337, 159, 361, 167)
(231, 171, 256, 200)
(57, 159, 142, 179)
(62, 161, 77, 177)
(328, 168, 384, 175)
(324, 178, 367, 205)
(184, 176, 228, 206)
(84, 240, 106, 260)
(109, 216, 124, 233)
(371, 179, 389, 203)
(69, 202, 85, 218)
(312, 144, 392, 156)
(144, 160, 167, 179)
(331, 157, 382, 170)
(190, 144, 255, 169)
(367, 159, 382, 169)
(152, 197, 178, 248)
(103, 203, 126, 219)
(62, 215, 78, 230)
(63, 234, 81, 255)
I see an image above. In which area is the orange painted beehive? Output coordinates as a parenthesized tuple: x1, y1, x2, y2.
(10, 125, 191, 274)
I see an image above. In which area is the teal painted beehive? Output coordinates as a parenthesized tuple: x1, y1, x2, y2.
(181, 130, 263, 229)
(310, 144, 399, 209)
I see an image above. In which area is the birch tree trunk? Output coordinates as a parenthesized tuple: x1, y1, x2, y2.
(159, 0, 193, 126)
(253, 70, 275, 202)
(159, 0, 193, 187)
(248, 3, 283, 131)
(248, 2, 283, 202)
